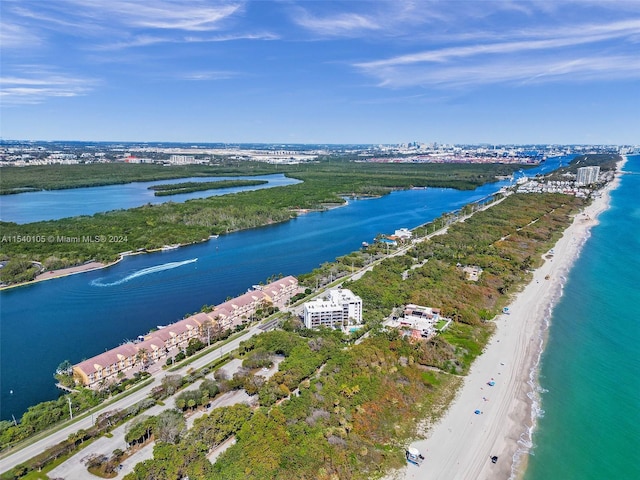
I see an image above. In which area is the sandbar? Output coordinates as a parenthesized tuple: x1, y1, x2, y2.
(0, 259, 121, 291)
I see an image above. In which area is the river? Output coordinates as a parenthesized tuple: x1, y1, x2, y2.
(0, 174, 300, 224)
(0, 158, 572, 420)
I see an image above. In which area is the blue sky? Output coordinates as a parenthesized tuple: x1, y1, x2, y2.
(1, 0, 639, 144)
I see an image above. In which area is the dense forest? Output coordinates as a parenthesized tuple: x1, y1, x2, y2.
(0, 161, 527, 284)
(0, 160, 523, 195)
(120, 193, 584, 480)
(149, 179, 268, 196)
(0, 192, 587, 479)
(546, 153, 620, 180)
(0, 162, 280, 194)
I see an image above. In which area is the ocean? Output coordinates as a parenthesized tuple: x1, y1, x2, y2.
(523, 155, 640, 480)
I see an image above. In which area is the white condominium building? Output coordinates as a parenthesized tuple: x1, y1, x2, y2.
(576, 166, 600, 186)
(303, 288, 363, 329)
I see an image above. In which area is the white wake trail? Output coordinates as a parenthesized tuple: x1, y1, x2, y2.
(91, 258, 197, 287)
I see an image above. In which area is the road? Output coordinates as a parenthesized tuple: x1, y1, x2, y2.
(47, 358, 262, 479)
(1, 191, 509, 475)
(0, 324, 267, 474)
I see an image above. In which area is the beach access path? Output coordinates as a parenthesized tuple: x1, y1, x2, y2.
(386, 160, 625, 480)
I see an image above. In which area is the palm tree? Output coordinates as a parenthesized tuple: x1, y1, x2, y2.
(136, 348, 148, 368)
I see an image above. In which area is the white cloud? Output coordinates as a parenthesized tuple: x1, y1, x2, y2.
(184, 32, 279, 42)
(365, 55, 640, 89)
(181, 70, 238, 81)
(353, 17, 640, 89)
(102, 1, 244, 31)
(0, 68, 98, 105)
(44, 0, 245, 32)
(357, 19, 640, 69)
(0, 21, 41, 48)
(289, 0, 443, 38)
(293, 11, 381, 36)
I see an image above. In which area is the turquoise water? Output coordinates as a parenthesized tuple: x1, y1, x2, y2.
(524, 155, 640, 480)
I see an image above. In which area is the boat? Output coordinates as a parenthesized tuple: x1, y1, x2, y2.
(161, 244, 180, 251)
(405, 447, 424, 465)
(209, 234, 219, 239)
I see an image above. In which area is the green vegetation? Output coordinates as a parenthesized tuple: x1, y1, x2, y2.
(125, 404, 252, 480)
(149, 179, 268, 196)
(1, 190, 589, 479)
(0, 162, 281, 195)
(0, 372, 151, 450)
(568, 153, 620, 172)
(0, 161, 527, 284)
(545, 153, 620, 181)
(345, 193, 584, 326)
(0, 396, 157, 479)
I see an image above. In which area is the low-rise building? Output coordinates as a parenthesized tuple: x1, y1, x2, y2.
(253, 275, 299, 306)
(394, 228, 412, 240)
(73, 276, 299, 388)
(386, 304, 447, 339)
(302, 288, 362, 329)
(462, 265, 483, 281)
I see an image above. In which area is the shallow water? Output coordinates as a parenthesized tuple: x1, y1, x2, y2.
(523, 155, 640, 480)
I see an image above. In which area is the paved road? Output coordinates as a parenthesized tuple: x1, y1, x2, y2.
(47, 358, 258, 479)
(0, 325, 265, 474)
(2, 192, 508, 475)
(47, 353, 285, 478)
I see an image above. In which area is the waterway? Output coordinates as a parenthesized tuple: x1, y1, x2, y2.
(0, 174, 300, 224)
(0, 158, 572, 420)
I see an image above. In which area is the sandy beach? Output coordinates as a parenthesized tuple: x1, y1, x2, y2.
(34, 261, 107, 280)
(0, 259, 119, 291)
(387, 159, 626, 480)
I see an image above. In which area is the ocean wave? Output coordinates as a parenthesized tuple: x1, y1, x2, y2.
(91, 258, 197, 287)
(509, 233, 595, 479)
(509, 286, 562, 479)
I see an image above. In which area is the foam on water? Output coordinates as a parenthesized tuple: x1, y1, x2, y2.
(91, 258, 197, 287)
(510, 219, 596, 478)
(522, 155, 640, 480)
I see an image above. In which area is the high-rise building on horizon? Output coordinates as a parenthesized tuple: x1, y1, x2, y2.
(576, 166, 600, 186)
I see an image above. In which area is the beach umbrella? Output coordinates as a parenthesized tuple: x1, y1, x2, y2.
(474, 410, 481, 415)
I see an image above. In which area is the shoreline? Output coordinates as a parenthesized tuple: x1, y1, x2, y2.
(0, 238, 214, 292)
(386, 157, 626, 480)
(0, 257, 123, 291)
(0, 198, 353, 292)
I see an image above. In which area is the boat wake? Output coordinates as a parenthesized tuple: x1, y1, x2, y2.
(91, 258, 197, 287)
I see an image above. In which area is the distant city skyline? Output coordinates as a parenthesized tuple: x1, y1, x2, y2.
(1, 1, 639, 145)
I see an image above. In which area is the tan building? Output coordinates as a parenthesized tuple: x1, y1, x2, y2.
(73, 276, 299, 388)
